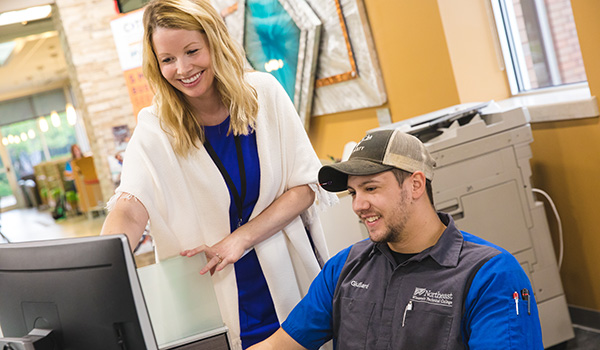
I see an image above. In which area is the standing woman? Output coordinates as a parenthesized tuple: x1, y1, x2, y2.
(100, 0, 336, 349)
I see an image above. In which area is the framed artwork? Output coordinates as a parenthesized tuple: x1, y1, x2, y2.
(213, 0, 385, 123)
(216, 0, 321, 130)
(305, 0, 386, 116)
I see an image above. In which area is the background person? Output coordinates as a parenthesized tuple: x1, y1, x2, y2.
(62, 144, 84, 216)
(250, 129, 543, 350)
(100, 0, 336, 348)
(63, 143, 83, 181)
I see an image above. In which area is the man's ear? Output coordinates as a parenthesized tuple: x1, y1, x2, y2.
(409, 171, 427, 200)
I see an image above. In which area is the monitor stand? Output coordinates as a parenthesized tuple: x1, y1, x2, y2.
(0, 329, 56, 350)
(0, 230, 9, 243)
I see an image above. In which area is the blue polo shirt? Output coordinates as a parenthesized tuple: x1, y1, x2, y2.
(282, 213, 544, 349)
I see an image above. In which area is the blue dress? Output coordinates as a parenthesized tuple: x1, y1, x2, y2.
(204, 117, 279, 348)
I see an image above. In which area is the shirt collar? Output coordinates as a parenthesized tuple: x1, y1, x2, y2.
(426, 212, 463, 267)
(371, 212, 463, 267)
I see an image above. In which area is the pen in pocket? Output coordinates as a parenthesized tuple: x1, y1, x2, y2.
(521, 288, 530, 315)
(402, 300, 413, 327)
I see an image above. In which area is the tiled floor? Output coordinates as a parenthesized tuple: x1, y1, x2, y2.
(548, 326, 600, 350)
(0, 207, 155, 267)
(0, 207, 105, 243)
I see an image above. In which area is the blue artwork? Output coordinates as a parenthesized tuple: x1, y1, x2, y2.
(244, 0, 300, 103)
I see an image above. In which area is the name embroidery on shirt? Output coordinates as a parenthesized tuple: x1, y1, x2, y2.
(350, 280, 370, 289)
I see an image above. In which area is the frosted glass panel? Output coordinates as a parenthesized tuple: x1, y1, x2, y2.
(137, 254, 223, 347)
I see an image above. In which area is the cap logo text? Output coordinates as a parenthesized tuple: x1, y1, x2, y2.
(352, 134, 373, 154)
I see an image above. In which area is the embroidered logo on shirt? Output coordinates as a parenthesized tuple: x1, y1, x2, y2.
(350, 280, 370, 289)
(411, 287, 453, 307)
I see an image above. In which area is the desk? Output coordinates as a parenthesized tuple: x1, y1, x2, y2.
(137, 254, 228, 349)
(161, 327, 229, 350)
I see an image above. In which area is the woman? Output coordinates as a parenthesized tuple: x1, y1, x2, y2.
(63, 144, 84, 214)
(100, 0, 336, 349)
(63, 144, 83, 181)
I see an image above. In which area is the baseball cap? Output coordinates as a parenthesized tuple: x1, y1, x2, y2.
(319, 129, 436, 192)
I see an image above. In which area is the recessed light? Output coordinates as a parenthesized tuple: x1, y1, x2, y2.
(0, 5, 52, 27)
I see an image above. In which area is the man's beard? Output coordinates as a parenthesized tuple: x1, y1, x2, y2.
(369, 187, 410, 244)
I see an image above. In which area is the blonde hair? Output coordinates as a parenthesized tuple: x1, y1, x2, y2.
(142, 0, 258, 156)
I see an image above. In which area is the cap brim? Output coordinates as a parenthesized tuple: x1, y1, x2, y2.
(319, 159, 394, 192)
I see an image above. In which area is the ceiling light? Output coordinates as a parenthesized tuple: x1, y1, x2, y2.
(28, 129, 36, 139)
(7, 135, 14, 144)
(1, 137, 7, 146)
(66, 103, 77, 125)
(39, 117, 49, 132)
(0, 5, 52, 27)
(51, 111, 60, 127)
(20, 132, 27, 141)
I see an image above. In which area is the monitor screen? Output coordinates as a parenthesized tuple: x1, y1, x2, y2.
(0, 235, 158, 350)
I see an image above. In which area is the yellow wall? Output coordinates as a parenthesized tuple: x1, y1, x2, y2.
(309, 0, 600, 310)
(529, 119, 600, 309)
(529, 0, 600, 309)
(309, 1, 460, 158)
(437, 0, 511, 102)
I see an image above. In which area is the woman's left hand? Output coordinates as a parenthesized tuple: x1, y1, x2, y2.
(180, 229, 250, 275)
(181, 185, 315, 275)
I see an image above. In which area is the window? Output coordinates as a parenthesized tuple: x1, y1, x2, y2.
(491, 0, 587, 93)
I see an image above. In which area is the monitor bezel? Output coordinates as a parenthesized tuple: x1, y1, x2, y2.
(0, 235, 158, 350)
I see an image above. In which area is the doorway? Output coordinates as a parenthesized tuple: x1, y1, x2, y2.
(0, 136, 19, 210)
(0, 112, 78, 210)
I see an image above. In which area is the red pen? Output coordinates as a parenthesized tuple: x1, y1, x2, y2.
(513, 291, 519, 315)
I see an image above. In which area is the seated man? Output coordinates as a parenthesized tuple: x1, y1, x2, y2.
(250, 129, 543, 349)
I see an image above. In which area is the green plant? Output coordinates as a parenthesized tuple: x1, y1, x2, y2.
(65, 190, 78, 203)
(50, 188, 63, 200)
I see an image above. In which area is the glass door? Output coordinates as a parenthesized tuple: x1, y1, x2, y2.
(0, 113, 78, 211)
(0, 133, 20, 210)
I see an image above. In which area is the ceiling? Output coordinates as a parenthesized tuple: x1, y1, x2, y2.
(0, 15, 69, 102)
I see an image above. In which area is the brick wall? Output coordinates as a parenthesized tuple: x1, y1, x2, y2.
(53, 0, 137, 206)
(511, 0, 586, 89)
(544, 0, 586, 84)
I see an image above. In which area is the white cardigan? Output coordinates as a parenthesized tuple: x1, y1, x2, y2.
(110, 71, 337, 349)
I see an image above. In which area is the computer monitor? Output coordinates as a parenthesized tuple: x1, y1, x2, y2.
(0, 235, 158, 350)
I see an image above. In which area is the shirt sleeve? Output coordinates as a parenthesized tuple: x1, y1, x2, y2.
(281, 246, 351, 350)
(462, 251, 544, 349)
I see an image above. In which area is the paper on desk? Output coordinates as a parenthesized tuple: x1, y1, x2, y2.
(137, 254, 223, 347)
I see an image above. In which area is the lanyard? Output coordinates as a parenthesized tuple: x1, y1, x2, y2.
(204, 135, 246, 228)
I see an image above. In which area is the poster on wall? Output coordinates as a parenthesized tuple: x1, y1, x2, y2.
(110, 9, 154, 119)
